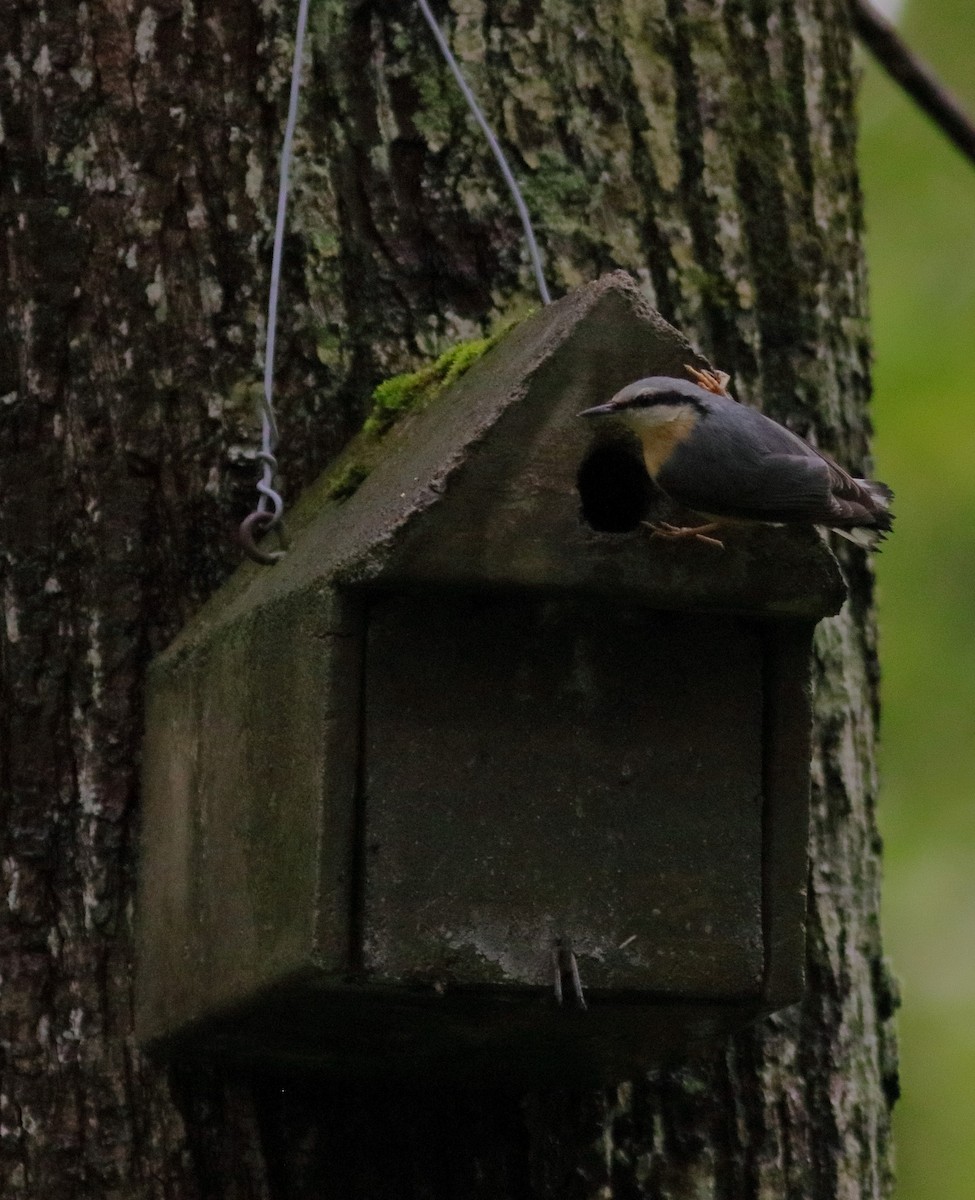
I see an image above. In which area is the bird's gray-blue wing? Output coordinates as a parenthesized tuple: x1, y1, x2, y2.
(656, 402, 845, 522)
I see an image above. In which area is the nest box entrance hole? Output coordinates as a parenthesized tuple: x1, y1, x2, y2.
(576, 438, 661, 533)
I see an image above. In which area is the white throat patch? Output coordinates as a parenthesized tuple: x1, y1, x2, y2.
(621, 402, 698, 431)
(616, 404, 700, 477)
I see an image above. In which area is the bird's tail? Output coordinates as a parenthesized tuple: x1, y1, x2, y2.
(860, 479, 895, 515)
(830, 525, 888, 551)
(830, 479, 895, 550)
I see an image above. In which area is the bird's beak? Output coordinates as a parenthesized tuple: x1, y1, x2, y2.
(578, 402, 617, 418)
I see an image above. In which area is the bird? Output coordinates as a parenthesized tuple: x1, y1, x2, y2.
(579, 366, 894, 550)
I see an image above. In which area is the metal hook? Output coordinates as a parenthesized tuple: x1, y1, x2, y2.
(238, 510, 288, 565)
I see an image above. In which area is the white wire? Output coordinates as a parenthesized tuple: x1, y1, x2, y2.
(415, 0, 552, 306)
(248, 0, 550, 555)
(257, 0, 311, 518)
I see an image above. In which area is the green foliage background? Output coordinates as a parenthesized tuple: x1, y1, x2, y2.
(858, 2, 975, 1196)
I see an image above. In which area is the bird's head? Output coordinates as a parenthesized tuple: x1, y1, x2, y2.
(578, 377, 708, 432)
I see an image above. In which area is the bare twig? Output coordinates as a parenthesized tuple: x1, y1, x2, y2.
(852, 0, 975, 169)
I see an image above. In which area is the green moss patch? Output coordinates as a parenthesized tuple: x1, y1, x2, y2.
(322, 324, 517, 504)
(325, 462, 371, 502)
(363, 332, 507, 439)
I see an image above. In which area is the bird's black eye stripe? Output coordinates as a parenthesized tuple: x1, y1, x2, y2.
(628, 391, 707, 414)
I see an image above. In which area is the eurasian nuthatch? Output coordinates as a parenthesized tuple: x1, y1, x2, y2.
(580, 368, 893, 549)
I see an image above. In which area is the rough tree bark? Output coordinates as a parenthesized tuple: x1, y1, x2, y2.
(0, 0, 898, 1196)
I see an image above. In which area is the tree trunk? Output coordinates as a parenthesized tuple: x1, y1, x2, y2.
(0, 0, 897, 1196)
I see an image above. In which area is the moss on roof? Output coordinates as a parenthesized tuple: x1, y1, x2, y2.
(322, 323, 518, 504)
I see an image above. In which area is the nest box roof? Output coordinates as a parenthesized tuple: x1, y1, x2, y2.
(171, 272, 845, 661)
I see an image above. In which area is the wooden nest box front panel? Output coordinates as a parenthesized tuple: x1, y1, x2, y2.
(363, 595, 764, 997)
(136, 274, 845, 1081)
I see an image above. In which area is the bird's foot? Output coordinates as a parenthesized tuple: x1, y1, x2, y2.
(685, 363, 732, 398)
(644, 520, 726, 550)
(552, 938, 587, 1011)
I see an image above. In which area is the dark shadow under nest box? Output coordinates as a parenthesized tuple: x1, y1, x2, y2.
(136, 272, 845, 1084)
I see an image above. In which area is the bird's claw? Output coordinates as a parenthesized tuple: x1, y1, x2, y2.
(644, 520, 725, 550)
(685, 363, 732, 398)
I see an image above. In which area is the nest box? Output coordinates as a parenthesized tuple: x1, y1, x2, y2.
(137, 272, 845, 1082)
